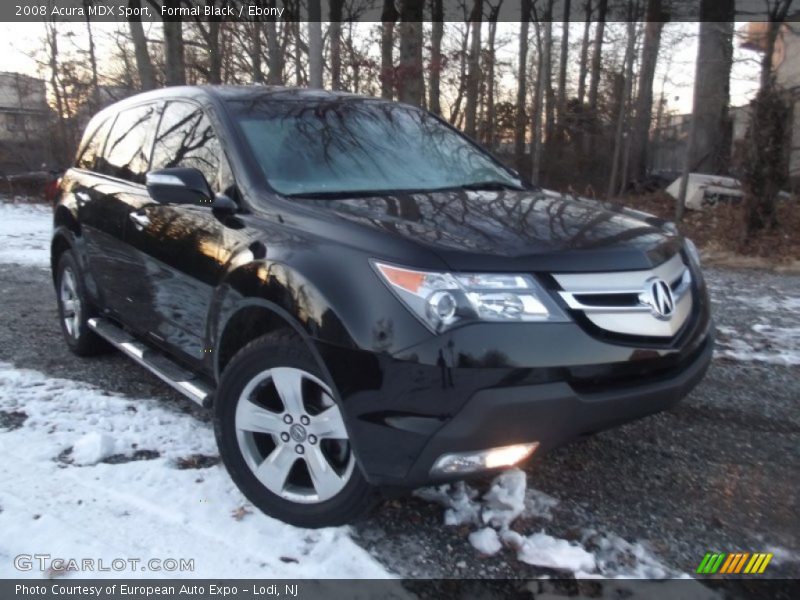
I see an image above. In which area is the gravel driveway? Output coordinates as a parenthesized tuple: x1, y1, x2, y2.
(0, 203, 798, 583)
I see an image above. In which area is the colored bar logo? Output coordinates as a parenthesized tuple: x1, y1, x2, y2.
(696, 552, 773, 575)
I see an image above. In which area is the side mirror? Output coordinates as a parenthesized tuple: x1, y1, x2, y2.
(146, 168, 213, 205)
(211, 193, 238, 215)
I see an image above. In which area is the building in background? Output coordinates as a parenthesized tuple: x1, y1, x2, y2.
(0, 72, 52, 175)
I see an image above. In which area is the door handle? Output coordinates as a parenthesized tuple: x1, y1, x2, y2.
(75, 191, 90, 207)
(129, 212, 150, 230)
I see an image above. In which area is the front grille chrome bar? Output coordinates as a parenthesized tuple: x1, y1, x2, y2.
(558, 269, 691, 313)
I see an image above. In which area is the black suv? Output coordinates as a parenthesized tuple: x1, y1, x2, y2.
(52, 86, 713, 527)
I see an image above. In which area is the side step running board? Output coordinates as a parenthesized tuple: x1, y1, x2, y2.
(88, 318, 213, 408)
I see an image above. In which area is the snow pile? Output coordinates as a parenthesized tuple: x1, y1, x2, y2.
(417, 469, 678, 578)
(502, 530, 595, 572)
(468, 528, 502, 556)
(0, 201, 51, 267)
(715, 323, 800, 366)
(0, 362, 392, 579)
(70, 432, 117, 465)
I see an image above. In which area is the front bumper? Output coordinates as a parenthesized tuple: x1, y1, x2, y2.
(315, 291, 714, 488)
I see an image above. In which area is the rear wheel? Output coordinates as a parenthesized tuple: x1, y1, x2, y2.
(55, 251, 106, 356)
(214, 332, 377, 527)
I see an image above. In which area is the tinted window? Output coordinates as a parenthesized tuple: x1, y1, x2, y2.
(230, 100, 521, 196)
(98, 104, 156, 183)
(76, 117, 112, 171)
(151, 101, 223, 191)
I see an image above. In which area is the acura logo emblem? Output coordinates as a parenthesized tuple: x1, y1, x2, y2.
(641, 278, 675, 320)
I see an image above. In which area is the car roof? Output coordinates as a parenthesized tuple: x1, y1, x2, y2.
(93, 85, 383, 120)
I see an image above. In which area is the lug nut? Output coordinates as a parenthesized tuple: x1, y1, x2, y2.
(280, 432, 290, 442)
(295, 445, 305, 455)
(300, 415, 310, 425)
(283, 414, 293, 424)
(308, 435, 317, 445)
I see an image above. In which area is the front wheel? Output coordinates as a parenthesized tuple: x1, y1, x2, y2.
(214, 332, 378, 527)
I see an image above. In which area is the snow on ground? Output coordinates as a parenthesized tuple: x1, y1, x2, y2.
(0, 201, 51, 267)
(0, 363, 394, 579)
(415, 469, 682, 579)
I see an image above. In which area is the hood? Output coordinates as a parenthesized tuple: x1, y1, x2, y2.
(303, 188, 682, 273)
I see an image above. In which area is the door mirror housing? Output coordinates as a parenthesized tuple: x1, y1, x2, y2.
(146, 168, 213, 205)
(211, 193, 238, 214)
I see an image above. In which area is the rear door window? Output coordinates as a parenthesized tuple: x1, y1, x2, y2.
(151, 101, 224, 191)
(97, 104, 157, 184)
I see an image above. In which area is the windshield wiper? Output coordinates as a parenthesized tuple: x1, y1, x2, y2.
(285, 189, 399, 200)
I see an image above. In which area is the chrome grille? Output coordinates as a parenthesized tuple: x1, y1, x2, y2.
(553, 253, 693, 338)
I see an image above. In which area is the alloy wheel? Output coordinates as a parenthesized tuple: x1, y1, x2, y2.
(234, 367, 355, 504)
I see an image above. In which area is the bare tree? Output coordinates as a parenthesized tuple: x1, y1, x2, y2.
(541, 1, 555, 145)
(380, 0, 399, 99)
(162, 0, 186, 86)
(484, 0, 503, 148)
(330, 0, 344, 90)
(759, 0, 794, 90)
(82, 1, 100, 108)
(587, 0, 607, 113)
(128, 0, 156, 90)
(607, 19, 637, 198)
(629, 0, 666, 182)
(265, 9, 283, 84)
(690, 0, 735, 174)
(429, 0, 444, 114)
(464, 0, 483, 137)
(514, 0, 530, 170)
(308, 0, 323, 88)
(555, 0, 571, 139)
(577, 0, 592, 105)
(398, 0, 425, 105)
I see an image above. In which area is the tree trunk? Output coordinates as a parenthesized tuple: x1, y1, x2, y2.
(307, 0, 323, 88)
(128, 0, 156, 90)
(429, 0, 444, 115)
(207, 21, 222, 84)
(251, 20, 264, 83)
(577, 1, 592, 105)
(83, 1, 100, 108)
(531, 22, 544, 183)
(397, 0, 425, 106)
(484, 1, 502, 148)
(690, 0, 734, 174)
(449, 25, 470, 126)
(464, 0, 483, 138)
(380, 0, 399, 99)
(542, 3, 555, 147)
(607, 19, 636, 198)
(266, 15, 283, 84)
(330, 0, 344, 90)
(759, 0, 792, 90)
(587, 0, 607, 113)
(162, 1, 186, 86)
(514, 0, 530, 171)
(555, 0, 571, 140)
(629, 0, 665, 183)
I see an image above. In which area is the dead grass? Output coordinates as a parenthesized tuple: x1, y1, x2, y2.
(618, 192, 800, 271)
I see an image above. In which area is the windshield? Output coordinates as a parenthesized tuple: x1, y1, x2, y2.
(230, 98, 523, 197)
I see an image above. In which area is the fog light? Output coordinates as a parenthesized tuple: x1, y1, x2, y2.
(430, 442, 538, 476)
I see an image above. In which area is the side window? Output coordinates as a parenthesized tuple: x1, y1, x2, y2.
(76, 116, 112, 171)
(151, 101, 225, 192)
(97, 104, 156, 184)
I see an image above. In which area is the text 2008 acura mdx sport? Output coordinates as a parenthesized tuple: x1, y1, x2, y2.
(52, 86, 713, 527)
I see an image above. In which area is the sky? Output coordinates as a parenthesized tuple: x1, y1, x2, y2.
(0, 21, 762, 116)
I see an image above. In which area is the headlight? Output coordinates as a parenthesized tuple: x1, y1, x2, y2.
(373, 262, 568, 332)
(684, 238, 701, 267)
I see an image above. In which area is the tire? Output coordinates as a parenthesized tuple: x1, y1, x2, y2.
(214, 331, 378, 527)
(55, 250, 107, 357)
